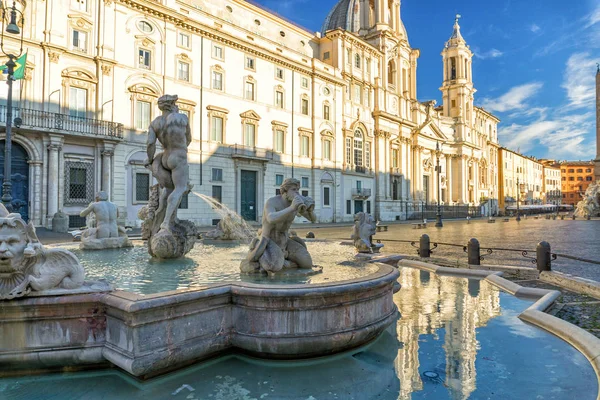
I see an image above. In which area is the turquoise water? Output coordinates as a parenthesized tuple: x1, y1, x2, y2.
(60, 241, 376, 295)
(1, 268, 596, 399)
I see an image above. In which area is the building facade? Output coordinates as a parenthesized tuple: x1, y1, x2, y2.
(0, 0, 501, 228)
(560, 161, 595, 208)
(498, 148, 549, 212)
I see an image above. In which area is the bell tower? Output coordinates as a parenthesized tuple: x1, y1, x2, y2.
(440, 15, 476, 141)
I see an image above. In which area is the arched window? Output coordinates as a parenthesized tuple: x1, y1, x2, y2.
(387, 60, 396, 86)
(353, 130, 363, 166)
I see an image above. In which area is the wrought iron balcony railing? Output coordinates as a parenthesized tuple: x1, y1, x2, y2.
(351, 188, 371, 198)
(0, 105, 123, 138)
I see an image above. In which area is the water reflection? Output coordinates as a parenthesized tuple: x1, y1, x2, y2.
(395, 267, 500, 400)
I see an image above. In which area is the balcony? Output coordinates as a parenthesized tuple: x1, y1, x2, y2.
(390, 167, 401, 175)
(230, 144, 274, 161)
(0, 105, 123, 138)
(351, 188, 371, 198)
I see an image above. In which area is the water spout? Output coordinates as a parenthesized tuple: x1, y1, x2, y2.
(191, 192, 256, 242)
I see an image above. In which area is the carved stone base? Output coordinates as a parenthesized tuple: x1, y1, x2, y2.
(148, 220, 197, 259)
(80, 236, 133, 250)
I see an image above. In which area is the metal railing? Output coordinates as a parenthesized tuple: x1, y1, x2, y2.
(229, 144, 274, 160)
(404, 201, 481, 220)
(0, 105, 123, 138)
(351, 188, 371, 197)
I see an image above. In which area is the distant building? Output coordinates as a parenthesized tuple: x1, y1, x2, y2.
(560, 161, 595, 207)
(498, 149, 546, 212)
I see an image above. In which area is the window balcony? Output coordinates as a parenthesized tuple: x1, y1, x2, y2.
(230, 144, 274, 161)
(0, 105, 123, 138)
(351, 188, 371, 198)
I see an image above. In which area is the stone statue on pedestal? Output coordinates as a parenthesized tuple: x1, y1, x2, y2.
(79, 191, 132, 250)
(351, 212, 384, 254)
(139, 94, 197, 258)
(574, 181, 600, 218)
(241, 178, 321, 275)
(0, 204, 85, 299)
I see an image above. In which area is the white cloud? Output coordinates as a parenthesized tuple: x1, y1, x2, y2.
(562, 52, 597, 109)
(480, 82, 543, 113)
(584, 4, 600, 28)
(473, 48, 504, 59)
(530, 24, 540, 33)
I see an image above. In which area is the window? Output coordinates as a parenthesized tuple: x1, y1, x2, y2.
(586, 176, 593, 181)
(245, 56, 255, 70)
(274, 129, 284, 153)
(346, 199, 351, 214)
(244, 123, 255, 147)
(301, 177, 309, 188)
(568, 169, 574, 173)
(65, 161, 93, 204)
(577, 177, 583, 181)
(212, 45, 224, 60)
(353, 131, 363, 166)
(135, 173, 150, 202)
(301, 98, 309, 115)
(577, 169, 583, 173)
(346, 137, 351, 165)
(366, 58, 371, 73)
(302, 190, 309, 197)
(276, 174, 284, 186)
(451, 99, 456, 108)
(212, 71, 223, 90)
(346, 48, 351, 64)
(137, 20, 153, 33)
(275, 67, 284, 80)
(586, 168, 592, 173)
(323, 140, 331, 160)
(210, 116, 223, 142)
(178, 32, 191, 48)
(300, 135, 309, 157)
(72, 30, 87, 52)
(245, 82, 255, 101)
(275, 91, 284, 108)
(212, 185, 222, 204)
(69, 87, 87, 118)
(323, 187, 330, 206)
(136, 101, 151, 130)
(392, 149, 399, 168)
(323, 104, 330, 120)
(355, 54, 361, 68)
(366, 201, 371, 214)
(139, 49, 151, 69)
(561, 177, 566, 181)
(72, 0, 88, 12)
(354, 84, 362, 104)
(301, 77, 309, 89)
(324, 51, 330, 60)
(178, 61, 190, 81)
(212, 168, 223, 182)
(569, 177, 574, 181)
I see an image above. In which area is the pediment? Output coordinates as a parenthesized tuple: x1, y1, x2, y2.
(240, 110, 261, 120)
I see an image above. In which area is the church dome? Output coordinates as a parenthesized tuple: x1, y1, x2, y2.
(321, 0, 360, 34)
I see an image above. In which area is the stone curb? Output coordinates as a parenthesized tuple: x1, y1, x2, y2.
(397, 258, 600, 399)
(540, 271, 600, 300)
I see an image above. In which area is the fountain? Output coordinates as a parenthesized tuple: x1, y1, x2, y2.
(195, 192, 256, 241)
(574, 181, 600, 218)
(351, 212, 384, 254)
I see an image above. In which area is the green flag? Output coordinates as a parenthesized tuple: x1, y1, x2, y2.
(0, 53, 27, 79)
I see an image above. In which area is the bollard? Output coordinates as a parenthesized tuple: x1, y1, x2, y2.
(419, 234, 431, 258)
(536, 241, 551, 272)
(467, 238, 480, 265)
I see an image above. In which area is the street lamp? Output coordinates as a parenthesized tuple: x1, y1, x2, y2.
(435, 141, 443, 227)
(516, 177, 521, 222)
(0, 1, 24, 211)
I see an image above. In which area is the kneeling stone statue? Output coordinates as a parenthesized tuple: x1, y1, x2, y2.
(79, 191, 133, 250)
(0, 204, 85, 300)
(351, 212, 384, 254)
(241, 178, 321, 275)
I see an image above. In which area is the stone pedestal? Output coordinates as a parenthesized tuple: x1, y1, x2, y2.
(52, 210, 69, 233)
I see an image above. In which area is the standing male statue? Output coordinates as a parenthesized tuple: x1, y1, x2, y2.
(140, 94, 197, 258)
(145, 94, 192, 231)
(241, 178, 320, 275)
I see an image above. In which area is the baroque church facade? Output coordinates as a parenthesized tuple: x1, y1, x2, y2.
(0, 0, 500, 228)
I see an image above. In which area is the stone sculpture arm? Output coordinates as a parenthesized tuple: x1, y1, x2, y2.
(80, 203, 94, 218)
(145, 124, 157, 167)
(265, 197, 302, 224)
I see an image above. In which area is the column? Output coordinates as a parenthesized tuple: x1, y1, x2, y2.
(101, 144, 114, 200)
(46, 141, 62, 223)
(359, 0, 369, 31)
(28, 161, 42, 226)
(458, 156, 467, 204)
(375, 0, 389, 26)
(445, 155, 453, 204)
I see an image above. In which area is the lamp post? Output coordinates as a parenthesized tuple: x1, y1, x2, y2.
(0, 1, 24, 211)
(435, 141, 443, 227)
(516, 177, 521, 222)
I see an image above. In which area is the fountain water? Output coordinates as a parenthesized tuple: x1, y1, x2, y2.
(192, 192, 256, 241)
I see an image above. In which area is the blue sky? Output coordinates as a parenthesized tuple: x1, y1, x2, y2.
(258, 0, 600, 161)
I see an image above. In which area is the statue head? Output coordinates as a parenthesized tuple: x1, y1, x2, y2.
(0, 204, 41, 277)
(280, 178, 301, 202)
(157, 94, 179, 112)
(96, 191, 108, 202)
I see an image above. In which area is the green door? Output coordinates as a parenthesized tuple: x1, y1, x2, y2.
(240, 170, 257, 221)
